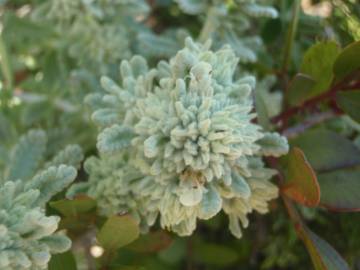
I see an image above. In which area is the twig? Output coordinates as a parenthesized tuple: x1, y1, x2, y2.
(282, 111, 336, 138)
(281, 0, 301, 74)
(198, 7, 220, 43)
(186, 236, 194, 270)
(271, 74, 360, 127)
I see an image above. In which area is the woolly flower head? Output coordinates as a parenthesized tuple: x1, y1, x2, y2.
(84, 37, 288, 238)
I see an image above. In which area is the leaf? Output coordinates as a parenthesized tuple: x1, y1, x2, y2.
(50, 195, 97, 217)
(282, 147, 320, 207)
(318, 168, 360, 212)
(97, 215, 140, 251)
(336, 90, 360, 123)
(298, 226, 350, 270)
(6, 129, 47, 181)
(2, 12, 54, 52)
(290, 128, 360, 172)
(193, 242, 238, 266)
(48, 251, 77, 270)
(284, 199, 349, 270)
(333, 40, 360, 82)
(254, 86, 271, 130)
(257, 132, 289, 157)
(26, 165, 77, 206)
(300, 41, 340, 98)
(126, 231, 172, 253)
(45, 144, 84, 169)
(97, 124, 134, 153)
(287, 73, 316, 106)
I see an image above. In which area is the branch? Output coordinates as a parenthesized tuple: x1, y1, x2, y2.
(282, 111, 336, 139)
(271, 73, 360, 126)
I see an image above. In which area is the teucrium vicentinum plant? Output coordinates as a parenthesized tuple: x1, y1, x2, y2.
(1, 0, 360, 269)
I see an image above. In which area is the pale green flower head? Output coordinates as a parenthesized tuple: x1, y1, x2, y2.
(87, 37, 288, 237)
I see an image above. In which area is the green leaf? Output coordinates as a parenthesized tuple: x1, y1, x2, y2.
(284, 198, 349, 270)
(290, 128, 360, 172)
(2, 12, 54, 52)
(282, 147, 320, 207)
(126, 231, 172, 253)
(254, 86, 271, 130)
(97, 215, 140, 251)
(333, 41, 360, 82)
(50, 195, 97, 217)
(6, 129, 47, 181)
(48, 251, 77, 270)
(299, 226, 350, 270)
(300, 41, 340, 98)
(318, 168, 360, 212)
(287, 73, 316, 106)
(193, 242, 238, 266)
(336, 90, 360, 123)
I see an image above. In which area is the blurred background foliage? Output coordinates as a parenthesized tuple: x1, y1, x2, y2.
(1, 0, 360, 269)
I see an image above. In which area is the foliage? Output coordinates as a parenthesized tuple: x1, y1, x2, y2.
(1, 0, 360, 269)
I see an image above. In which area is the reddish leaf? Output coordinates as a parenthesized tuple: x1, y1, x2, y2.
(282, 147, 320, 207)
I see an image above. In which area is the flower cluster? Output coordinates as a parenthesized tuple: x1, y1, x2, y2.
(75, 38, 288, 238)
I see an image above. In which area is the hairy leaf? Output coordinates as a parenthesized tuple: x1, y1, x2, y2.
(97, 124, 134, 153)
(26, 165, 77, 206)
(6, 129, 47, 181)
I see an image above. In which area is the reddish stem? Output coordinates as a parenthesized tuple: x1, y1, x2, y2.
(271, 75, 360, 127)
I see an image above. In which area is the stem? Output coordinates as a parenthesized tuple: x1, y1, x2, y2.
(282, 111, 335, 138)
(281, 0, 301, 74)
(198, 7, 220, 43)
(186, 236, 194, 270)
(272, 74, 360, 126)
(0, 35, 13, 91)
